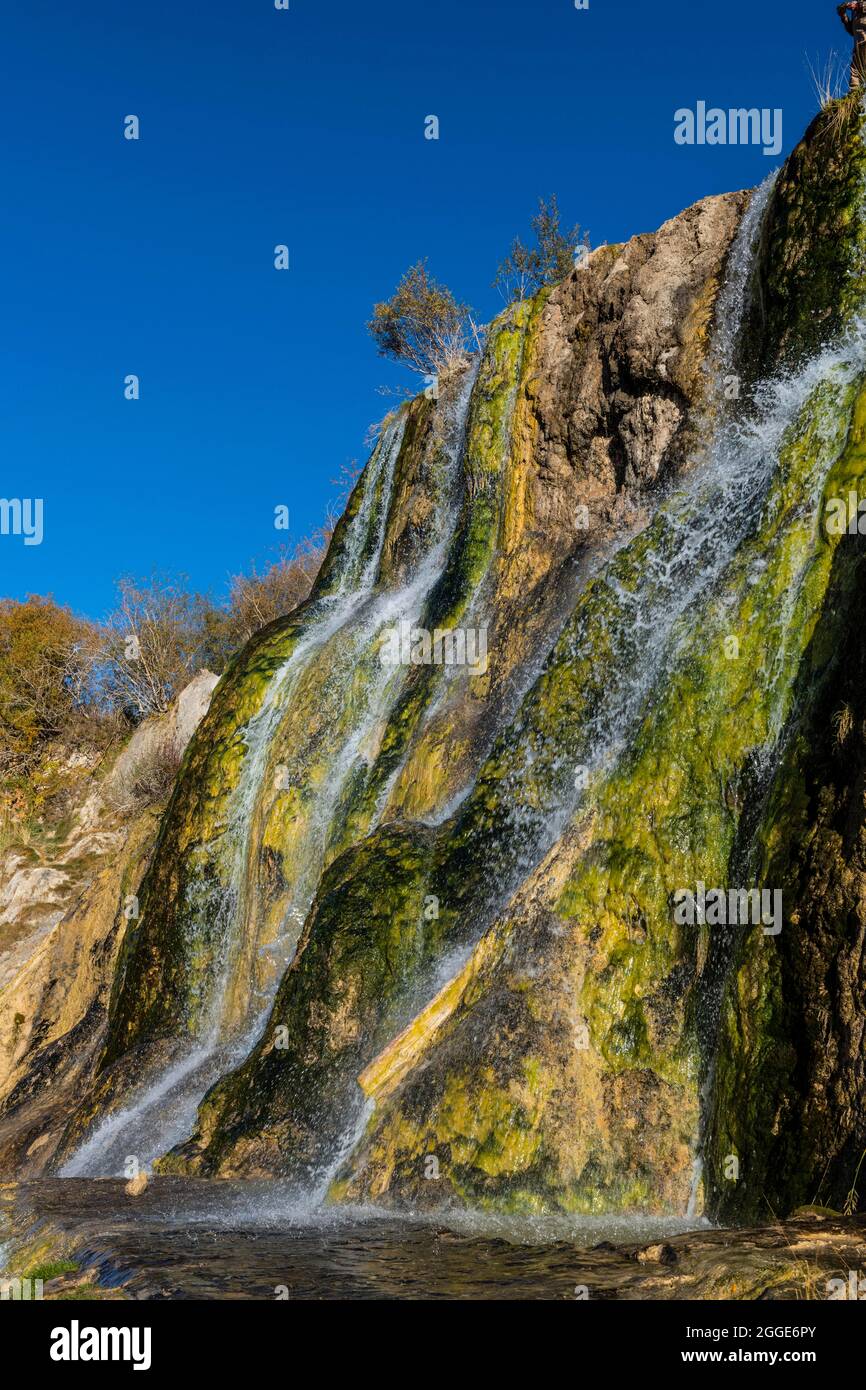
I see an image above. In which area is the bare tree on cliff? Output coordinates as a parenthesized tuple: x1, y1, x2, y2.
(202, 533, 329, 665)
(494, 195, 590, 301)
(367, 260, 471, 377)
(101, 574, 207, 720)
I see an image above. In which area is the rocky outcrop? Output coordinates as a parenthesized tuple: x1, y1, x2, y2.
(0, 674, 219, 1176)
(0, 814, 161, 1175)
(104, 669, 218, 808)
(530, 193, 740, 499)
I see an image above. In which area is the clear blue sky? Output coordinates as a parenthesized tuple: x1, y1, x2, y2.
(0, 0, 846, 618)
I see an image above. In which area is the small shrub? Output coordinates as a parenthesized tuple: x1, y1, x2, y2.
(368, 260, 471, 377)
(105, 738, 183, 814)
(493, 195, 589, 302)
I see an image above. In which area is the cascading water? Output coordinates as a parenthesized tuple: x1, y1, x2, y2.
(399, 166, 866, 1217)
(98, 174, 806, 1185)
(281, 174, 803, 1189)
(434, 174, 784, 912)
(200, 418, 409, 1019)
(62, 365, 481, 1177)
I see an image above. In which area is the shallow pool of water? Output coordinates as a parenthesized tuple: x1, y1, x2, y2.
(1, 1178, 709, 1300)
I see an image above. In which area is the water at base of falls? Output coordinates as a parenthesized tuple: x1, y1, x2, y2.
(3, 1177, 712, 1301)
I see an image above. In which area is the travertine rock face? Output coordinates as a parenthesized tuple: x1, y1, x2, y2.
(331, 107, 866, 1217)
(127, 190, 751, 1189)
(383, 194, 747, 826)
(529, 193, 743, 507)
(0, 815, 161, 1176)
(103, 669, 219, 803)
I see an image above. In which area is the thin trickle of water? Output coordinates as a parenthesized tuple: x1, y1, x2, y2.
(327, 413, 407, 596)
(707, 170, 778, 382)
(686, 1156, 704, 1220)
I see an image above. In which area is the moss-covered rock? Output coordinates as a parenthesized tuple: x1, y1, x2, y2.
(741, 96, 866, 374)
(707, 494, 866, 1221)
(122, 185, 745, 1185)
(158, 824, 442, 1177)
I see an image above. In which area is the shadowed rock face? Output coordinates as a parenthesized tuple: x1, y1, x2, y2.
(707, 534, 866, 1220)
(4, 102, 866, 1228)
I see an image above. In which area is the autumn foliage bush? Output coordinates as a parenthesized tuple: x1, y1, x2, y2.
(0, 535, 329, 810)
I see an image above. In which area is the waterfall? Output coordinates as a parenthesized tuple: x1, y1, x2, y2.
(63, 367, 480, 1177)
(290, 178, 803, 1190)
(62, 147, 866, 1203)
(469, 226, 866, 974)
(441, 176, 787, 906)
(69, 179, 799, 1182)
